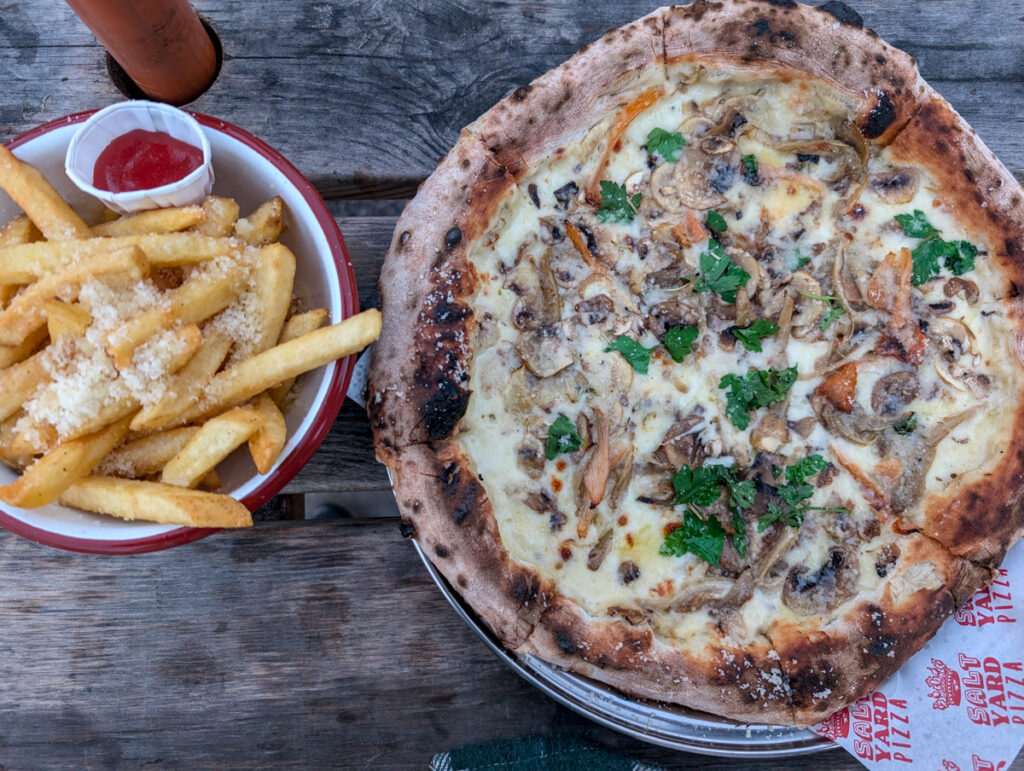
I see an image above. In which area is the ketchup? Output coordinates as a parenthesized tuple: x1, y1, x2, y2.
(92, 129, 203, 193)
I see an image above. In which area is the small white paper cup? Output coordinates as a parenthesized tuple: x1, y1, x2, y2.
(64, 100, 214, 214)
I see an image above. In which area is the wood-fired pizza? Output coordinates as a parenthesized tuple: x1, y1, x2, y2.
(369, 0, 1024, 725)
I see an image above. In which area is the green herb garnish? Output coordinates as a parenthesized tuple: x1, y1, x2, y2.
(730, 509, 747, 559)
(605, 335, 656, 374)
(741, 154, 759, 185)
(756, 454, 844, 532)
(664, 325, 699, 363)
(893, 412, 918, 435)
(894, 210, 938, 239)
(705, 210, 728, 233)
(895, 210, 979, 285)
(646, 127, 686, 163)
(719, 366, 798, 430)
(596, 180, 642, 224)
(545, 416, 582, 461)
(659, 509, 725, 566)
(692, 240, 750, 304)
(733, 319, 779, 352)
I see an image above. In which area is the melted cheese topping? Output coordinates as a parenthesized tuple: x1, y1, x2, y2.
(456, 63, 1014, 648)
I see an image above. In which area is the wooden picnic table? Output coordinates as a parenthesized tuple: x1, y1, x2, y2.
(1, 1, 1023, 768)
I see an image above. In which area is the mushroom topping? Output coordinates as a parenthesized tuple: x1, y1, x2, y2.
(658, 412, 705, 470)
(516, 437, 546, 479)
(587, 528, 614, 571)
(575, 294, 615, 325)
(750, 414, 790, 453)
(929, 316, 975, 359)
(944, 277, 980, 304)
(813, 394, 910, 445)
(868, 168, 920, 205)
(870, 371, 920, 415)
(710, 527, 798, 612)
(652, 146, 736, 212)
(781, 547, 859, 616)
(789, 271, 824, 335)
(518, 325, 574, 378)
(618, 560, 640, 585)
(645, 300, 701, 338)
(577, 407, 610, 538)
(672, 578, 735, 613)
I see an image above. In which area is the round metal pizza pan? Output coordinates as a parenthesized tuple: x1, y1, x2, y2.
(412, 541, 832, 757)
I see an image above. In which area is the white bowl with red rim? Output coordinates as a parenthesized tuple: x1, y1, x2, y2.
(0, 110, 359, 553)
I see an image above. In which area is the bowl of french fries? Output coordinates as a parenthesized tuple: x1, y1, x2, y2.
(0, 110, 380, 553)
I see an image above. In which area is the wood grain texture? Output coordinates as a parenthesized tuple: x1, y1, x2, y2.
(0, 519, 866, 769)
(1, 2, 1023, 198)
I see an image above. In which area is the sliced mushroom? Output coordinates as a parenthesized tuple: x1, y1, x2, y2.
(587, 528, 614, 571)
(781, 546, 859, 616)
(645, 300, 701, 339)
(519, 325, 574, 378)
(672, 578, 735, 613)
(944, 277, 980, 304)
(789, 271, 824, 335)
(659, 412, 705, 470)
(710, 527, 798, 612)
(750, 414, 790, 453)
(813, 395, 909, 445)
(868, 168, 920, 205)
(734, 288, 755, 328)
(928, 316, 975, 359)
(516, 437, 546, 479)
(870, 370, 920, 415)
(575, 294, 614, 326)
(934, 358, 992, 397)
(730, 250, 760, 296)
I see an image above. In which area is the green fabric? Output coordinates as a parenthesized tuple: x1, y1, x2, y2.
(431, 734, 661, 771)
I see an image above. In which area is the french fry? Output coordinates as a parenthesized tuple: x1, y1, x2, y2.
(0, 325, 47, 372)
(0, 215, 42, 247)
(248, 392, 287, 474)
(8, 422, 57, 457)
(0, 233, 241, 284)
(192, 196, 240, 237)
(172, 309, 381, 428)
(44, 300, 91, 340)
(248, 242, 295, 355)
(0, 244, 149, 346)
(0, 145, 93, 240)
(130, 330, 233, 432)
(161, 405, 267, 489)
(0, 351, 50, 422)
(59, 476, 252, 527)
(269, 308, 330, 406)
(93, 205, 206, 237)
(234, 197, 285, 245)
(199, 468, 222, 490)
(97, 426, 200, 477)
(0, 414, 132, 508)
(106, 266, 239, 368)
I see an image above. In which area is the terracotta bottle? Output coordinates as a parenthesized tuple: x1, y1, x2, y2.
(65, 0, 218, 106)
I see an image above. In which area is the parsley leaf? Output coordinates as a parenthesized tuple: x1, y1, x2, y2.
(730, 509, 747, 559)
(596, 180, 642, 224)
(911, 237, 948, 286)
(605, 335, 655, 374)
(726, 477, 756, 510)
(671, 465, 727, 507)
(692, 240, 750, 304)
(741, 154, 759, 185)
(718, 366, 798, 430)
(733, 319, 779, 352)
(893, 412, 918, 435)
(756, 455, 843, 532)
(895, 211, 980, 284)
(785, 454, 829, 486)
(545, 416, 582, 460)
(895, 210, 939, 239)
(705, 210, 728, 233)
(946, 240, 978, 276)
(659, 509, 725, 567)
(664, 325, 699, 363)
(646, 127, 686, 163)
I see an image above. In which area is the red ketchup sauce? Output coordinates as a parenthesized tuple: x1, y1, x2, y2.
(92, 129, 203, 193)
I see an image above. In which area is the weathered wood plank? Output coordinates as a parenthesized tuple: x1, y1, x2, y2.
(2, 2, 1024, 198)
(0, 519, 866, 769)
